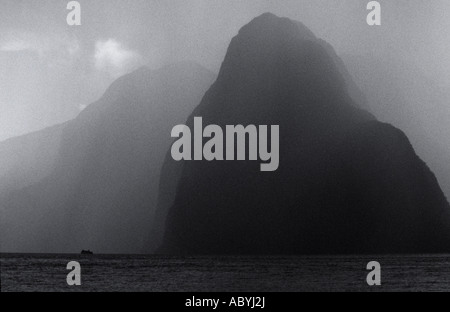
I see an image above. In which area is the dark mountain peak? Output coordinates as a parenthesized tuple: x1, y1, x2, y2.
(237, 13, 316, 42)
(218, 13, 367, 114)
(158, 15, 450, 255)
(220, 13, 323, 78)
(205, 14, 353, 122)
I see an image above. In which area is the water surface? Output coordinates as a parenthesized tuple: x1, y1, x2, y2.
(2, 254, 450, 292)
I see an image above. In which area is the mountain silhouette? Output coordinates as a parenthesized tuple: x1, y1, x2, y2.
(0, 62, 215, 253)
(158, 13, 450, 254)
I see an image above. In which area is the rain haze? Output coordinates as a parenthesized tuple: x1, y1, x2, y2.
(1, 0, 450, 255)
(3, 1, 450, 293)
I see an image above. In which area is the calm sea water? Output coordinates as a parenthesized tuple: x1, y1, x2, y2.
(1, 253, 450, 292)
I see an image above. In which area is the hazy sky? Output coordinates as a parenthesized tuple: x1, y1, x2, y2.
(1, 0, 450, 141)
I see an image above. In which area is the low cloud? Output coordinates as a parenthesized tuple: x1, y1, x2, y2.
(0, 39, 32, 52)
(94, 39, 141, 78)
(0, 31, 80, 66)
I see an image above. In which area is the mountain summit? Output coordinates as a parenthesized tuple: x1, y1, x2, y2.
(158, 13, 450, 254)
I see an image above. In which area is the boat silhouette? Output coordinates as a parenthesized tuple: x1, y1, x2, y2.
(81, 250, 93, 255)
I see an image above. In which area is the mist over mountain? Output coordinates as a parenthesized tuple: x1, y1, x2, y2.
(0, 62, 215, 253)
(0, 123, 65, 196)
(343, 54, 450, 201)
(2, 11, 449, 256)
(158, 13, 450, 254)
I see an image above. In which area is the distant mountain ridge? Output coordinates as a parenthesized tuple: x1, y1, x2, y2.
(1, 62, 215, 253)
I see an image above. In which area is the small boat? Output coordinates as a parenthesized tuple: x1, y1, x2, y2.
(81, 250, 94, 255)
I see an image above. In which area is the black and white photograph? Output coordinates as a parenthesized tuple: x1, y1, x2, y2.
(1, 0, 450, 297)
